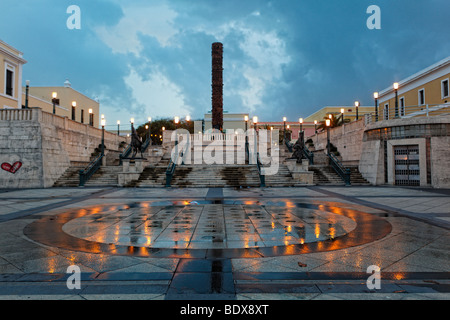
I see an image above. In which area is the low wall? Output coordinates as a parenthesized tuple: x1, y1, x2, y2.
(360, 116, 450, 188)
(308, 119, 366, 165)
(0, 108, 127, 188)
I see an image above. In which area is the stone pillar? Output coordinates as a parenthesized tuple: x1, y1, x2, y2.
(211, 42, 223, 131)
(118, 159, 145, 186)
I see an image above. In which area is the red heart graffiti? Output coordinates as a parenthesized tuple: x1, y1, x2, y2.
(1, 161, 22, 174)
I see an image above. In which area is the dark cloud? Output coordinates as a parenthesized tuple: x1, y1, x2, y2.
(0, 0, 448, 124)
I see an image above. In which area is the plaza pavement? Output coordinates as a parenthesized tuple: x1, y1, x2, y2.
(0, 186, 449, 301)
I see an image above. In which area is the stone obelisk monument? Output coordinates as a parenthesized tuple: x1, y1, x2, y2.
(211, 42, 223, 131)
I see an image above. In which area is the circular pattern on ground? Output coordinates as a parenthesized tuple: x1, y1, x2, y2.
(24, 200, 392, 259)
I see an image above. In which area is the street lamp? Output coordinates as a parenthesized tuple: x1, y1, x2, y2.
(72, 101, 77, 121)
(340, 108, 345, 123)
(374, 92, 379, 122)
(244, 115, 249, 163)
(117, 120, 120, 136)
(147, 117, 152, 144)
(101, 118, 106, 157)
(393, 82, 399, 118)
(52, 92, 58, 114)
(253, 116, 258, 129)
(326, 119, 331, 154)
(314, 120, 318, 134)
(89, 108, 93, 126)
(354, 101, 360, 120)
(25, 80, 30, 109)
(299, 118, 303, 133)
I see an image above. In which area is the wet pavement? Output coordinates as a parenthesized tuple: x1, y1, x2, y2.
(0, 186, 449, 300)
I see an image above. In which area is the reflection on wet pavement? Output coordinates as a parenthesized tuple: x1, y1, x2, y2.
(61, 200, 357, 249)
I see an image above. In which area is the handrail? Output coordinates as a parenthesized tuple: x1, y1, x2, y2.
(303, 148, 314, 165)
(165, 157, 177, 187)
(165, 137, 190, 187)
(256, 152, 266, 188)
(328, 152, 351, 186)
(245, 138, 250, 164)
(285, 139, 293, 153)
(79, 153, 104, 186)
(142, 138, 151, 153)
(119, 144, 132, 165)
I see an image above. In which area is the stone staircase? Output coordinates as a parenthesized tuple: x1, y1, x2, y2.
(308, 163, 371, 186)
(53, 164, 87, 187)
(83, 166, 123, 187)
(127, 165, 167, 187)
(173, 164, 261, 188)
(347, 166, 371, 185)
(309, 165, 346, 186)
(264, 163, 308, 187)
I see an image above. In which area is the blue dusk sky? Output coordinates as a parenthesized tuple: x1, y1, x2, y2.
(1, 0, 449, 127)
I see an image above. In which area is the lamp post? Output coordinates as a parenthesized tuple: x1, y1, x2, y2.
(354, 101, 360, 120)
(72, 101, 77, 121)
(52, 92, 57, 114)
(244, 116, 249, 163)
(326, 119, 331, 155)
(101, 118, 106, 157)
(299, 118, 303, 135)
(117, 120, 120, 136)
(25, 80, 30, 109)
(394, 82, 399, 118)
(374, 92, 379, 122)
(148, 117, 152, 144)
(253, 116, 258, 158)
(253, 116, 258, 132)
(89, 108, 93, 126)
(314, 120, 318, 134)
(340, 108, 345, 124)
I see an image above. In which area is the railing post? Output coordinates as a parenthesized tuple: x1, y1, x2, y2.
(79, 170, 85, 187)
(345, 168, 351, 186)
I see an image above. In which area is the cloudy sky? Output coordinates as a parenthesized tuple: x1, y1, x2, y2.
(1, 0, 449, 127)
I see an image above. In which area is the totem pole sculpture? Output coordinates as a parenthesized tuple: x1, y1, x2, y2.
(211, 42, 224, 131)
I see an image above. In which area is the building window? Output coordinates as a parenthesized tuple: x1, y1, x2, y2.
(442, 79, 449, 99)
(384, 103, 389, 120)
(418, 89, 425, 106)
(81, 109, 84, 124)
(399, 97, 405, 117)
(5, 64, 15, 97)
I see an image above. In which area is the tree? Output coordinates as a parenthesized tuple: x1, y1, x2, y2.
(136, 118, 194, 145)
(316, 114, 346, 132)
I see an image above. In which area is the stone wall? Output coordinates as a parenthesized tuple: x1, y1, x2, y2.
(0, 109, 44, 188)
(0, 108, 127, 188)
(308, 119, 366, 165)
(360, 116, 450, 188)
(430, 135, 450, 188)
